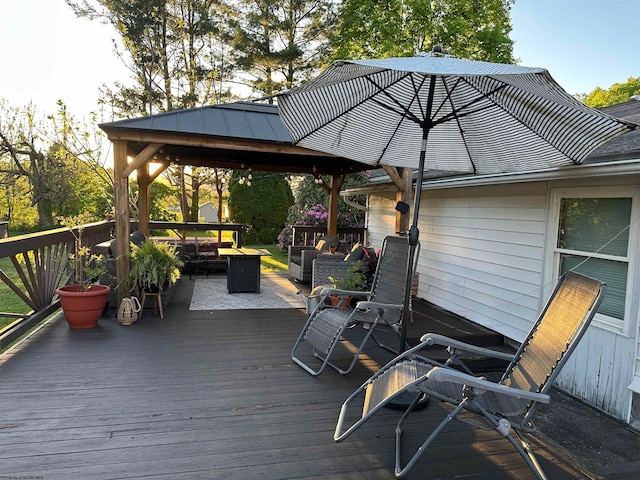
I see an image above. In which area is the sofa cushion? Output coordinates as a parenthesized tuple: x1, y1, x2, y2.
(344, 243, 364, 261)
(315, 236, 339, 251)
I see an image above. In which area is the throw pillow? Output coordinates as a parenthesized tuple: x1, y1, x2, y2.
(344, 243, 364, 261)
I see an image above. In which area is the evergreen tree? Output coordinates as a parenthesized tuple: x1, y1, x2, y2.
(68, 0, 235, 116)
(229, 0, 337, 98)
(228, 170, 294, 244)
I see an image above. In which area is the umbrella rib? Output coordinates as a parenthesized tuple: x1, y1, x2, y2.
(364, 73, 424, 126)
(441, 76, 590, 161)
(366, 72, 429, 164)
(292, 71, 422, 145)
(430, 76, 463, 121)
(432, 83, 509, 126)
(441, 78, 478, 174)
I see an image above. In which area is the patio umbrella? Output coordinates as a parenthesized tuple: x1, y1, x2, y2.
(277, 49, 636, 350)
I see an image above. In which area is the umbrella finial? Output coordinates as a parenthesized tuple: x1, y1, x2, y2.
(431, 45, 443, 57)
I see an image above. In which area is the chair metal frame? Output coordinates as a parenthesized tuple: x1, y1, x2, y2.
(333, 272, 606, 479)
(291, 235, 418, 376)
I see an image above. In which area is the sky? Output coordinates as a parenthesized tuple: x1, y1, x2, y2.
(1, 0, 639, 121)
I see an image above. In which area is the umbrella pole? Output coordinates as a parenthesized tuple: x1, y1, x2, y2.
(399, 76, 435, 354)
(388, 139, 428, 410)
(399, 145, 426, 353)
(389, 76, 433, 409)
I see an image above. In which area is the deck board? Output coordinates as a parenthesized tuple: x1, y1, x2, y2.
(0, 278, 586, 479)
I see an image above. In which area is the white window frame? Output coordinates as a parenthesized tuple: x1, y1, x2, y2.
(546, 186, 639, 336)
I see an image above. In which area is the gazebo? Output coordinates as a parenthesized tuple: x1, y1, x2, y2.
(99, 102, 413, 303)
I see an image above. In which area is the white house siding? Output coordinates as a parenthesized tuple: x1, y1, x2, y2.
(365, 193, 398, 249)
(364, 178, 639, 422)
(555, 326, 634, 418)
(415, 182, 548, 342)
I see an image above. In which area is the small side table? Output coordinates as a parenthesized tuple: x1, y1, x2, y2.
(140, 292, 164, 319)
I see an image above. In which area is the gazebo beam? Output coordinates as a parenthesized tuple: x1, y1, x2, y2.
(123, 143, 164, 177)
(105, 130, 331, 157)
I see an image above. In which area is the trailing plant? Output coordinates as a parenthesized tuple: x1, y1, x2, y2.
(127, 240, 183, 293)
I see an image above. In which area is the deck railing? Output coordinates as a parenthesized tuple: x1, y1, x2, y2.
(0, 221, 113, 350)
(142, 221, 246, 247)
(291, 225, 366, 250)
(0, 221, 247, 350)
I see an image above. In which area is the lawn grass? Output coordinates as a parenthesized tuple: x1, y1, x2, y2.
(0, 257, 31, 329)
(252, 244, 288, 272)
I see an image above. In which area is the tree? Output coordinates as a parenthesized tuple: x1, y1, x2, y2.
(67, 0, 235, 117)
(68, 0, 242, 233)
(130, 177, 180, 222)
(578, 77, 640, 108)
(228, 170, 294, 244)
(230, 0, 337, 98)
(0, 101, 112, 228)
(330, 0, 514, 63)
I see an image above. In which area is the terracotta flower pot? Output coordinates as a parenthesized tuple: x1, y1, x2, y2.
(56, 284, 111, 329)
(329, 294, 352, 309)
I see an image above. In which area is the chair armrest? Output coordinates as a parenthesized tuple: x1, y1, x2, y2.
(288, 245, 316, 255)
(355, 300, 403, 312)
(420, 333, 515, 361)
(320, 287, 371, 298)
(314, 253, 347, 263)
(301, 249, 323, 260)
(426, 367, 550, 404)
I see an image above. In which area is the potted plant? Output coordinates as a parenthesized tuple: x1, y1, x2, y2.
(127, 239, 183, 295)
(327, 263, 367, 308)
(55, 212, 110, 329)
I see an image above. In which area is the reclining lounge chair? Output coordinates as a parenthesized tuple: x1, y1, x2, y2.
(333, 271, 605, 479)
(291, 235, 417, 376)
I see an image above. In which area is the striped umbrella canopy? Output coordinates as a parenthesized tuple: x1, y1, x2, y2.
(278, 53, 634, 179)
(277, 51, 635, 353)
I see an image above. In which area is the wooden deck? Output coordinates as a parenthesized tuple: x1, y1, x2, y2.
(0, 278, 588, 480)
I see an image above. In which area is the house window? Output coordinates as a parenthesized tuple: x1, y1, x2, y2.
(551, 188, 637, 334)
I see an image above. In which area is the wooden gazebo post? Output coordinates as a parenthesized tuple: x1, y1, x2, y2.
(326, 174, 346, 238)
(136, 162, 151, 237)
(113, 140, 131, 307)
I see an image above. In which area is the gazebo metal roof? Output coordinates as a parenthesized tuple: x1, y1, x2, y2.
(99, 101, 368, 175)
